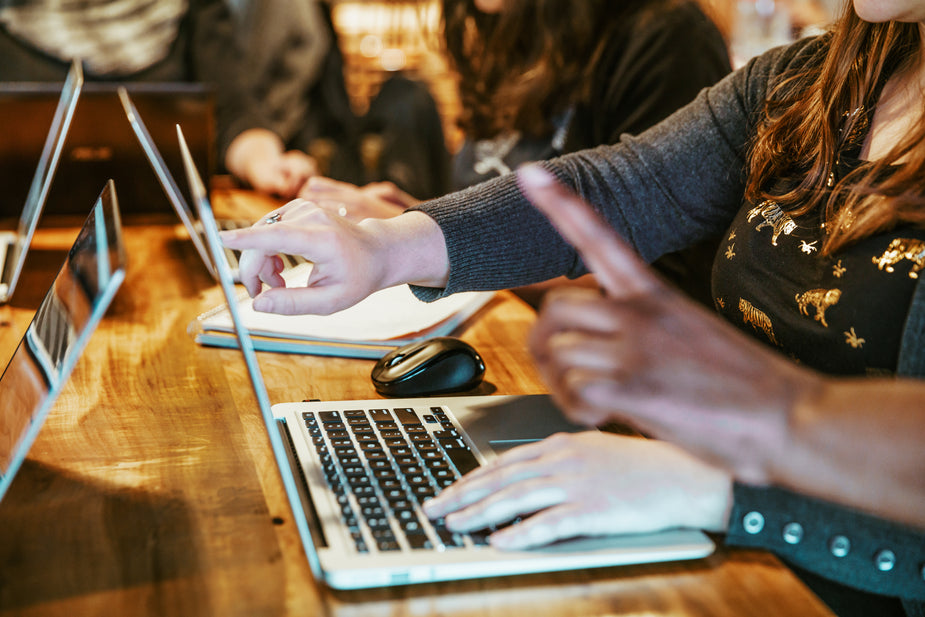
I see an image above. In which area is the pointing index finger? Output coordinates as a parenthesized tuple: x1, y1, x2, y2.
(219, 224, 313, 257)
(517, 164, 660, 298)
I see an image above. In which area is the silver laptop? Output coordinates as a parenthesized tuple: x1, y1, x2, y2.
(178, 125, 714, 589)
(0, 59, 83, 304)
(119, 88, 306, 281)
(0, 180, 126, 503)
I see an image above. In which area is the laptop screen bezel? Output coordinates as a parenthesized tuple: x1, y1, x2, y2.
(176, 124, 328, 583)
(118, 87, 217, 277)
(0, 179, 126, 502)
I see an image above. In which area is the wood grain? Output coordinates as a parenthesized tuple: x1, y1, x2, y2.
(0, 193, 834, 616)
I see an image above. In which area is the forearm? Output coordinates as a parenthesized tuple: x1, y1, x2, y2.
(770, 377, 925, 529)
(414, 76, 755, 299)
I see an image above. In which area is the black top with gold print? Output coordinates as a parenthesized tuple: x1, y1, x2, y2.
(712, 159, 925, 376)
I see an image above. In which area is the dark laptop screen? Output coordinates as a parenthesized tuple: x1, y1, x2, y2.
(0, 82, 214, 218)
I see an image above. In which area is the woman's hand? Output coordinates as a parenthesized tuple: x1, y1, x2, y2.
(256, 150, 319, 199)
(219, 200, 450, 315)
(518, 165, 822, 484)
(225, 128, 318, 199)
(422, 431, 732, 550)
(298, 176, 420, 221)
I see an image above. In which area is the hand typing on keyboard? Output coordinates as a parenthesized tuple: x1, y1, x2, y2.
(421, 432, 732, 550)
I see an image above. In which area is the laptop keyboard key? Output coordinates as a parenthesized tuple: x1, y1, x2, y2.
(432, 519, 465, 548)
(406, 532, 432, 550)
(412, 485, 437, 501)
(440, 442, 480, 476)
(352, 533, 369, 553)
(469, 529, 493, 546)
(394, 408, 420, 425)
(373, 529, 400, 552)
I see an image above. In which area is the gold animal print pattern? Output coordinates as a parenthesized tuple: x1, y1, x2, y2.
(795, 288, 841, 328)
(747, 200, 797, 246)
(724, 230, 736, 260)
(799, 240, 818, 254)
(738, 298, 778, 345)
(872, 238, 925, 279)
(844, 327, 865, 349)
(719, 189, 925, 369)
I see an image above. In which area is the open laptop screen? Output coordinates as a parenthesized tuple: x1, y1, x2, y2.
(0, 59, 83, 302)
(0, 81, 214, 217)
(0, 180, 126, 501)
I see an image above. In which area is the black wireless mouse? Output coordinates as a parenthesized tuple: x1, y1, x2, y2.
(371, 337, 486, 397)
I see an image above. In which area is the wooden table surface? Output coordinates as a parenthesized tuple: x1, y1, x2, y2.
(0, 189, 834, 616)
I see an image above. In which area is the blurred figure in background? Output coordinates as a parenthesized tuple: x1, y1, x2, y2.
(0, 0, 436, 201)
(299, 0, 732, 305)
(227, 0, 451, 200)
(223, 0, 334, 198)
(444, 0, 730, 191)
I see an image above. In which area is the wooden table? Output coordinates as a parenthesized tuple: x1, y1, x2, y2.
(0, 190, 834, 616)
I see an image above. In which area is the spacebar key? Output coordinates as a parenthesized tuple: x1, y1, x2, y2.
(438, 440, 480, 476)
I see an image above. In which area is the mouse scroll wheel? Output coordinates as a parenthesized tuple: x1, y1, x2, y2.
(386, 354, 406, 368)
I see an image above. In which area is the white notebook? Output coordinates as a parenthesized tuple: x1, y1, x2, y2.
(191, 263, 494, 358)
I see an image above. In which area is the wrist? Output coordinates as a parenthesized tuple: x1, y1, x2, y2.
(762, 370, 829, 488)
(360, 211, 449, 290)
(711, 352, 825, 488)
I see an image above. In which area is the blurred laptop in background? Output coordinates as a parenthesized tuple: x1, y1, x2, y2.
(0, 59, 82, 304)
(120, 88, 307, 280)
(0, 81, 213, 218)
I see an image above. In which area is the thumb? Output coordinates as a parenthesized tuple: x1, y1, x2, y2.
(517, 164, 660, 298)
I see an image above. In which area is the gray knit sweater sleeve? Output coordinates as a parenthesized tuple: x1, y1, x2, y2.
(409, 38, 822, 301)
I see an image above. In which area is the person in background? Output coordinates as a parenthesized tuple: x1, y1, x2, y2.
(430, 167, 925, 617)
(223, 0, 333, 198)
(222, 0, 925, 613)
(226, 0, 452, 201)
(298, 0, 731, 305)
(0, 0, 327, 199)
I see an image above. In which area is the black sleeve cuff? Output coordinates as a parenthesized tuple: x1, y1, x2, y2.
(726, 482, 925, 602)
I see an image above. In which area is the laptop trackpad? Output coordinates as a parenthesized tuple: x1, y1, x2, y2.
(454, 395, 590, 456)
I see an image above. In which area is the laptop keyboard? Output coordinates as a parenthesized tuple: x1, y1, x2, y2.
(303, 406, 489, 553)
(32, 292, 73, 369)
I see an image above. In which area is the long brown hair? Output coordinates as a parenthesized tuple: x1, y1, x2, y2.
(440, 0, 648, 140)
(745, 6, 925, 254)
